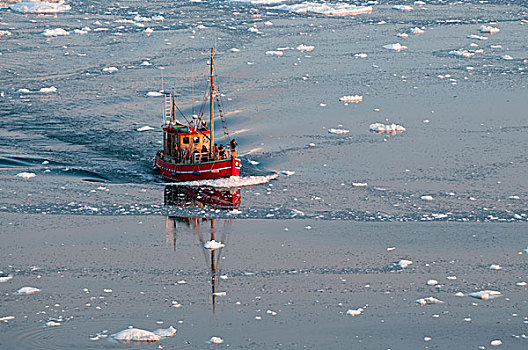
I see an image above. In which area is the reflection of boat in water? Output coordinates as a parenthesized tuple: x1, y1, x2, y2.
(164, 185, 241, 210)
(165, 217, 227, 311)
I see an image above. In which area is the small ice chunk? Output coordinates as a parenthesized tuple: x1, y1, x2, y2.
(248, 160, 260, 165)
(230, 48, 240, 52)
(140, 61, 152, 66)
(0, 316, 15, 322)
(410, 27, 424, 35)
(354, 53, 368, 58)
(490, 339, 502, 346)
(508, 195, 520, 200)
(515, 281, 527, 286)
(487, 264, 502, 270)
(204, 240, 225, 250)
(396, 259, 413, 268)
(212, 292, 226, 297)
(346, 308, 363, 316)
(208, 336, 224, 344)
(103, 288, 113, 293)
(383, 43, 407, 51)
(397, 33, 409, 38)
(447, 276, 457, 280)
(415, 297, 443, 306)
(386, 247, 396, 251)
(421, 195, 434, 201)
(16, 287, 40, 294)
(479, 25, 500, 34)
(328, 128, 350, 134)
(426, 279, 438, 286)
(16, 172, 36, 179)
(102, 67, 118, 73)
(339, 95, 363, 103)
(145, 28, 153, 36)
(352, 182, 368, 187)
(296, 44, 314, 52)
(468, 290, 501, 300)
(271, 2, 372, 16)
(281, 170, 295, 176)
(0, 275, 13, 283)
(424, 337, 432, 342)
(468, 34, 488, 40)
(111, 328, 161, 342)
(146, 91, 163, 97)
(455, 292, 465, 297)
(152, 326, 176, 337)
(449, 50, 475, 58)
(45, 321, 61, 327)
(392, 5, 413, 11)
(369, 123, 406, 133)
(137, 126, 154, 131)
(500, 55, 513, 61)
(39, 86, 57, 93)
(265, 50, 283, 56)
(42, 28, 69, 37)
(18, 88, 31, 93)
(10, 1, 71, 13)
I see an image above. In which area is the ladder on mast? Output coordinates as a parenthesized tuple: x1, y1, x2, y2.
(163, 92, 172, 124)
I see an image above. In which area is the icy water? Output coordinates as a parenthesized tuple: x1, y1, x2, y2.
(1, 0, 527, 348)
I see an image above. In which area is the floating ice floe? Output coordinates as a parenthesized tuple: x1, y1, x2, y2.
(137, 126, 154, 131)
(16, 286, 40, 294)
(410, 27, 424, 35)
(248, 160, 260, 165)
(421, 195, 434, 201)
(490, 340, 503, 346)
(500, 55, 513, 60)
(271, 2, 372, 16)
(468, 34, 488, 40)
(153, 326, 177, 337)
(281, 170, 295, 176)
(230, 0, 286, 4)
(10, 1, 71, 14)
(42, 28, 69, 37)
(230, 48, 240, 52)
(369, 123, 406, 133)
(73, 27, 91, 35)
(174, 174, 278, 188)
(204, 240, 225, 250)
(145, 28, 154, 36)
(213, 292, 226, 297)
(415, 297, 443, 306)
(346, 308, 363, 316)
(383, 43, 407, 51)
(397, 33, 409, 38)
(352, 182, 368, 187)
(479, 25, 500, 34)
(468, 290, 501, 300)
(426, 279, 438, 286)
(103, 288, 113, 293)
(339, 95, 363, 103)
(354, 53, 368, 58)
(328, 128, 350, 134)
(140, 61, 152, 66)
(515, 281, 527, 286)
(266, 50, 283, 56)
(102, 67, 118, 73)
(111, 328, 161, 342)
(0, 30, 12, 37)
(392, 5, 413, 11)
(296, 44, 314, 52)
(16, 172, 36, 179)
(0, 274, 13, 283)
(395, 259, 413, 268)
(18, 88, 31, 93)
(487, 264, 502, 270)
(45, 321, 61, 327)
(146, 91, 162, 97)
(508, 195, 520, 200)
(209, 336, 224, 344)
(0, 316, 15, 322)
(40, 86, 57, 93)
(449, 50, 475, 58)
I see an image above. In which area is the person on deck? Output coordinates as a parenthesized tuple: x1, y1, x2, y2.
(218, 145, 226, 159)
(230, 139, 237, 153)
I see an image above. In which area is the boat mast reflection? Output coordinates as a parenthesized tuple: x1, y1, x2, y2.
(164, 185, 239, 312)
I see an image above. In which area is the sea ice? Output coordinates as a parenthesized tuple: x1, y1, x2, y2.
(487, 264, 502, 270)
(111, 328, 161, 342)
(468, 34, 488, 40)
(395, 259, 413, 268)
(490, 340, 502, 346)
(0, 316, 14, 322)
(479, 25, 500, 34)
(415, 297, 443, 306)
(383, 43, 407, 51)
(146, 91, 163, 97)
(346, 308, 363, 316)
(230, 48, 240, 52)
(102, 67, 118, 73)
(369, 123, 406, 133)
(209, 336, 224, 344)
(230, 0, 287, 4)
(339, 95, 363, 103)
(10, 1, 71, 14)
(204, 240, 225, 250)
(18, 88, 31, 93)
(354, 53, 368, 58)
(175, 174, 278, 188)
(42, 28, 69, 37)
(468, 290, 501, 300)
(145, 28, 154, 36)
(410, 27, 424, 34)
(152, 326, 176, 337)
(271, 2, 372, 16)
(248, 160, 260, 165)
(0, 275, 13, 283)
(266, 50, 283, 56)
(421, 195, 434, 201)
(500, 55, 513, 60)
(137, 126, 154, 131)
(392, 5, 413, 11)
(352, 182, 368, 187)
(282, 170, 295, 176)
(0, 30, 12, 37)
(328, 128, 350, 134)
(449, 50, 475, 58)
(40, 86, 57, 93)
(45, 321, 61, 327)
(297, 44, 314, 52)
(16, 172, 36, 179)
(16, 286, 40, 294)
(426, 279, 438, 286)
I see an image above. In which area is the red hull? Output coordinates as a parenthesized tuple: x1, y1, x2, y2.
(154, 153, 241, 182)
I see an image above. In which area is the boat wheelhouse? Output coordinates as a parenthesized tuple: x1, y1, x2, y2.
(154, 49, 241, 181)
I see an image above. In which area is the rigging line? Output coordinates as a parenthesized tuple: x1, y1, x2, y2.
(214, 76, 231, 142)
(195, 78, 210, 127)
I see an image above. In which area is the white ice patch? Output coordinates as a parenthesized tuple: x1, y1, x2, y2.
(146, 91, 162, 97)
(16, 172, 36, 179)
(230, 48, 241, 52)
(479, 25, 500, 34)
(204, 240, 225, 250)
(410, 27, 424, 34)
(271, 2, 373, 16)
(145, 28, 154, 36)
(208, 336, 224, 344)
(266, 50, 283, 56)
(369, 123, 406, 133)
(111, 328, 161, 342)
(426, 279, 438, 286)
(487, 264, 502, 270)
(490, 340, 503, 346)
(354, 53, 368, 58)
(0, 275, 13, 283)
(152, 326, 177, 337)
(339, 95, 363, 103)
(174, 174, 278, 188)
(392, 5, 413, 11)
(395, 259, 413, 268)
(328, 128, 350, 134)
(42, 28, 69, 37)
(102, 67, 118, 73)
(346, 308, 363, 316)
(10, 1, 71, 14)
(296, 44, 314, 52)
(136, 126, 154, 131)
(230, 0, 287, 4)
(500, 55, 513, 61)
(383, 43, 407, 51)
(40, 86, 57, 93)
(45, 321, 61, 327)
(468, 290, 501, 300)
(16, 286, 40, 294)
(468, 34, 488, 40)
(449, 50, 476, 58)
(415, 297, 443, 306)
(0, 30, 12, 36)
(352, 182, 368, 187)
(421, 195, 434, 201)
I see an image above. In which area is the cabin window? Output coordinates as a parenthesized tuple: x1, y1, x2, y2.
(182, 137, 189, 144)
(193, 136, 200, 144)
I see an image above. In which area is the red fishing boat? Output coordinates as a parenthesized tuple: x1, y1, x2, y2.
(154, 49, 241, 182)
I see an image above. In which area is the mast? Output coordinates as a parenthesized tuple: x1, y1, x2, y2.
(209, 48, 214, 157)
(172, 88, 175, 123)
